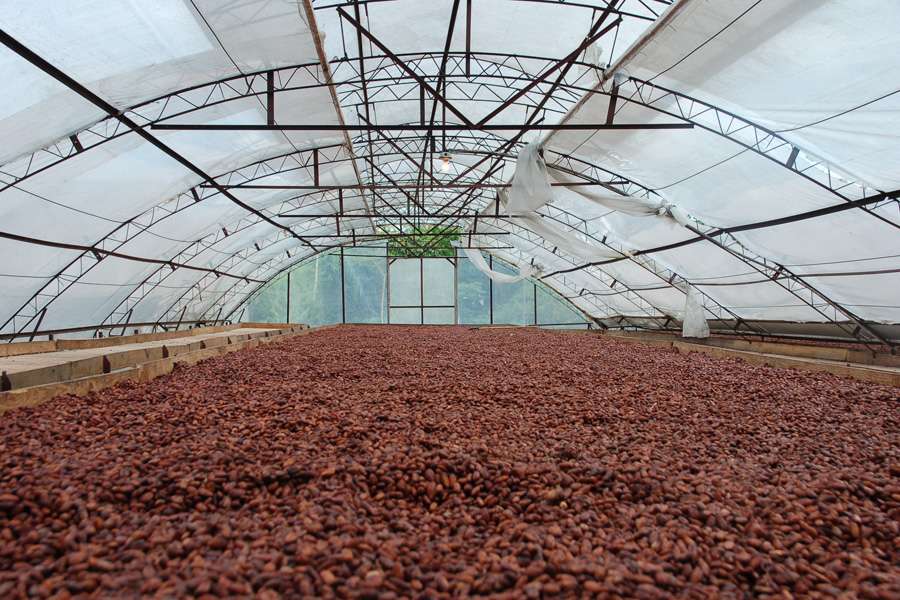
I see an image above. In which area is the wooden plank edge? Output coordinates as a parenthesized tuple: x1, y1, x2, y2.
(0, 325, 325, 414)
(671, 341, 899, 387)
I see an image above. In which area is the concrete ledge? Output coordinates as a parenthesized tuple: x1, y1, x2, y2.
(0, 325, 319, 414)
(602, 333, 897, 386)
(0, 323, 298, 358)
(671, 341, 900, 387)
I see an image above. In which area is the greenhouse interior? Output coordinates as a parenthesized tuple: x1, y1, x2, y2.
(0, 0, 898, 597)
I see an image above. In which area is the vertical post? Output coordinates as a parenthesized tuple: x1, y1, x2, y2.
(419, 85, 426, 125)
(313, 148, 320, 186)
(465, 0, 472, 77)
(337, 189, 343, 235)
(29, 308, 47, 342)
(488, 255, 494, 325)
(119, 308, 133, 337)
(453, 251, 459, 325)
(340, 247, 346, 324)
(286, 270, 291, 323)
(386, 254, 392, 324)
(605, 81, 619, 124)
(419, 257, 425, 325)
(266, 71, 275, 126)
(533, 282, 538, 326)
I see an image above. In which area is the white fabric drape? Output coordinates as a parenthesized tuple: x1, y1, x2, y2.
(549, 168, 663, 216)
(508, 142, 553, 213)
(516, 213, 624, 261)
(460, 244, 535, 284)
(549, 168, 697, 228)
(682, 287, 710, 338)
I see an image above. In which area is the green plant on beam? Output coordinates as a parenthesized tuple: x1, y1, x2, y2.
(386, 225, 461, 258)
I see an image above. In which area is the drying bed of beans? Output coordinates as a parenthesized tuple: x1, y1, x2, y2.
(1, 325, 897, 599)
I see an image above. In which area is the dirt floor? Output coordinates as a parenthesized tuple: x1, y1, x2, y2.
(0, 326, 897, 598)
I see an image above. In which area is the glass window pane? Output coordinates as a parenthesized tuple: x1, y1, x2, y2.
(389, 258, 421, 306)
(536, 285, 586, 326)
(345, 245, 387, 323)
(422, 258, 454, 306)
(457, 255, 490, 324)
(390, 307, 421, 324)
(289, 253, 343, 326)
(423, 307, 454, 324)
(492, 259, 535, 325)
(246, 273, 287, 323)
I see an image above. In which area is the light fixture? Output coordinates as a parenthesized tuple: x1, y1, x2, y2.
(439, 152, 452, 172)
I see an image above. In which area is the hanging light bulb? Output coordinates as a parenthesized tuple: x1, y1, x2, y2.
(439, 152, 452, 172)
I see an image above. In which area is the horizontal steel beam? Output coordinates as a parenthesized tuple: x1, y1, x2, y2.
(151, 122, 693, 132)
(302, 232, 508, 238)
(0, 230, 265, 283)
(276, 212, 527, 218)
(202, 181, 627, 190)
(313, 0, 661, 22)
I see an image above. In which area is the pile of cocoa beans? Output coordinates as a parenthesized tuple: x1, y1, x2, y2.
(0, 326, 897, 598)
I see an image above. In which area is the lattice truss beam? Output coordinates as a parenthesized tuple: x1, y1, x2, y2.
(4, 120, 893, 345)
(0, 3, 895, 346)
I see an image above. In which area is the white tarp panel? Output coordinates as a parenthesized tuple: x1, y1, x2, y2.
(0, 1, 896, 340)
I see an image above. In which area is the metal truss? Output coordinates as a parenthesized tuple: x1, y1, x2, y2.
(0, 52, 594, 195)
(0, 144, 345, 337)
(0, 17, 892, 345)
(4, 121, 885, 345)
(311, 0, 670, 23)
(210, 232, 620, 328)
(475, 219, 670, 321)
(617, 77, 900, 226)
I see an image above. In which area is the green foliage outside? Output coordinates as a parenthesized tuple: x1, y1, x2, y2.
(386, 225, 460, 258)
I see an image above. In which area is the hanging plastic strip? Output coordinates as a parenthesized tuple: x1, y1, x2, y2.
(516, 213, 626, 261)
(456, 240, 536, 284)
(681, 286, 710, 338)
(507, 142, 554, 214)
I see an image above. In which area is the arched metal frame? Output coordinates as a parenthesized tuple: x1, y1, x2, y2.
(0, 1, 895, 348)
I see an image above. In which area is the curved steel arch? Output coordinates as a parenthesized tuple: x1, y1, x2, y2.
(6, 124, 888, 346)
(311, 0, 669, 22)
(105, 149, 676, 328)
(0, 143, 349, 337)
(0, 51, 595, 193)
(210, 235, 623, 329)
(0, 41, 891, 346)
(10, 47, 891, 220)
(161, 179, 732, 332)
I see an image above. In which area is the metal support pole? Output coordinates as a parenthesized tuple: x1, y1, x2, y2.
(488, 255, 494, 325)
(386, 255, 392, 324)
(340, 247, 346, 324)
(175, 306, 187, 331)
(453, 252, 459, 324)
(28, 308, 47, 342)
(119, 308, 133, 337)
(313, 148, 320, 186)
(266, 71, 275, 125)
(465, 0, 472, 77)
(286, 270, 291, 323)
(419, 257, 425, 324)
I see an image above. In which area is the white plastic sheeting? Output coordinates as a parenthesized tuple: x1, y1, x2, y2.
(0, 0, 897, 340)
(544, 0, 900, 330)
(507, 142, 553, 214)
(459, 243, 535, 284)
(516, 213, 625, 262)
(681, 287, 710, 339)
